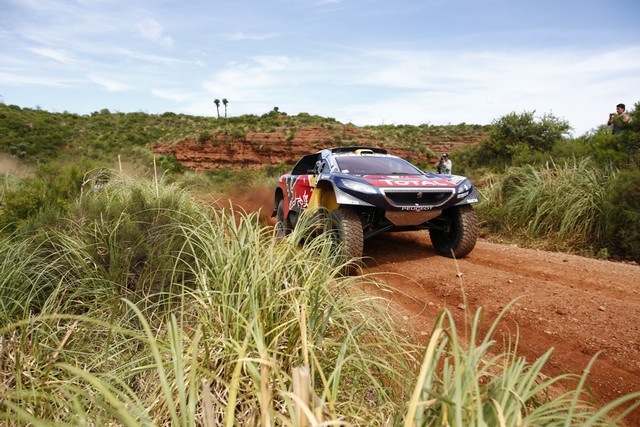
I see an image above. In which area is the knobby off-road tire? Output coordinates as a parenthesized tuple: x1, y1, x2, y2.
(323, 206, 364, 267)
(429, 204, 478, 258)
(275, 199, 292, 238)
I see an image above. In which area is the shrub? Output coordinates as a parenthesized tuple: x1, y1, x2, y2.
(602, 168, 640, 260)
(0, 177, 44, 233)
(480, 111, 571, 165)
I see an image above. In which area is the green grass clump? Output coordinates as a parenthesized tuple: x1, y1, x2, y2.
(477, 158, 615, 254)
(406, 301, 640, 426)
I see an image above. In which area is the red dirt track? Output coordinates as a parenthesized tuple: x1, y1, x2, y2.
(232, 190, 640, 425)
(364, 232, 640, 425)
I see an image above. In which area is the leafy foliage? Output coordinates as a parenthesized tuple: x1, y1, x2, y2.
(0, 176, 44, 232)
(463, 102, 640, 260)
(603, 167, 640, 259)
(477, 111, 571, 167)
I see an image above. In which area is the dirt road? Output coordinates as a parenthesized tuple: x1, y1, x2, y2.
(230, 191, 640, 425)
(363, 231, 640, 425)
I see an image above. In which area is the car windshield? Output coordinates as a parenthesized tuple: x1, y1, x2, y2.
(335, 156, 422, 176)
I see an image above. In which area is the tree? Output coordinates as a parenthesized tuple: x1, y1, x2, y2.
(482, 111, 571, 162)
(214, 99, 220, 118)
(222, 98, 229, 118)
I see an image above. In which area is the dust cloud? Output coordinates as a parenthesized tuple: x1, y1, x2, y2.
(0, 154, 33, 177)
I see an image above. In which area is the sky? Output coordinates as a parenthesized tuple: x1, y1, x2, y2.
(1, 0, 639, 137)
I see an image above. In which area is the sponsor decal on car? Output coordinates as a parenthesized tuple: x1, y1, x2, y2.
(284, 175, 313, 210)
(363, 176, 456, 187)
(401, 206, 435, 211)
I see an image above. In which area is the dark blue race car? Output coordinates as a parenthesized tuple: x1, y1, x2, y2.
(272, 146, 479, 262)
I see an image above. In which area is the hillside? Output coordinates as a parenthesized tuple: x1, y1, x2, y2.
(0, 103, 487, 170)
(150, 123, 486, 171)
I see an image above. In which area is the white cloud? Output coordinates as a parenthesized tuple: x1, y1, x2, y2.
(151, 88, 195, 102)
(222, 31, 280, 41)
(323, 46, 640, 134)
(198, 47, 640, 134)
(113, 48, 197, 66)
(135, 18, 173, 48)
(3, 0, 639, 138)
(0, 71, 74, 87)
(29, 47, 76, 65)
(202, 55, 305, 100)
(90, 75, 131, 92)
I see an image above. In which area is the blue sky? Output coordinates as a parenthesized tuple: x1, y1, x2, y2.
(1, 0, 639, 136)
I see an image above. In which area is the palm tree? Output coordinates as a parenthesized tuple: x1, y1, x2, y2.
(214, 99, 220, 118)
(222, 98, 228, 118)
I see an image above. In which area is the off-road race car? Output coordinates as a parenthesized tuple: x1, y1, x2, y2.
(272, 147, 479, 263)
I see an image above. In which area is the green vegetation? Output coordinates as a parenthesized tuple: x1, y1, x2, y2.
(0, 101, 638, 260)
(0, 103, 486, 166)
(478, 158, 613, 254)
(1, 176, 637, 424)
(461, 104, 640, 261)
(1, 101, 640, 423)
(462, 111, 571, 169)
(0, 103, 346, 164)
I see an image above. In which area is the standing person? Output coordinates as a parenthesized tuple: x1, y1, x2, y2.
(607, 103, 632, 134)
(435, 155, 444, 173)
(436, 153, 452, 174)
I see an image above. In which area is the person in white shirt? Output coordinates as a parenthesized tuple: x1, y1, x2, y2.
(436, 153, 452, 174)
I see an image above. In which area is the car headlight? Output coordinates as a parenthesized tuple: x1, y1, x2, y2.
(457, 179, 473, 197)
(340, 179, 378, 194)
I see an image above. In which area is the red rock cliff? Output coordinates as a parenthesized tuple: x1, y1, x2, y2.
(151, 125, 482, 171)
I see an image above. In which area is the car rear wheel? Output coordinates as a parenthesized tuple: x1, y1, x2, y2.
(429, 205, 478, 258)
(275, 199, 292, 237)
(323, 206, 364, 264)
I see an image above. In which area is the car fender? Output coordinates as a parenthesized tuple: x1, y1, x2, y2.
(308, 179, 339, 211)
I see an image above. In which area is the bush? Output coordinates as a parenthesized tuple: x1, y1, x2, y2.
(0, 177, 46, 233)
(603, 168, 640, 260)
(479, 111, 571, 165)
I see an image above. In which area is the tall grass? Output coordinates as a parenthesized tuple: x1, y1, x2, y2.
(406, 300, 640, 426)
(0, 173, 417, 424)
(477, 158, 615, 253)
(0, 172, 638, 425)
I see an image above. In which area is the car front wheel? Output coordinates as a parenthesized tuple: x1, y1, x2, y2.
(429, 205, 478, 258)
(323, 206, 364, 264)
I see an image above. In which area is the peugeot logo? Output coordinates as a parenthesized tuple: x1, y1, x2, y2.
(416, 192, 423, 199)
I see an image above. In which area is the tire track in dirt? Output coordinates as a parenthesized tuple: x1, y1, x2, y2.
(362, 231, 640, 426)
(467, 244, 640, 305)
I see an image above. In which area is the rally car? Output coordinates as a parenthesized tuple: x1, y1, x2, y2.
(272, 147, 479, 263)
